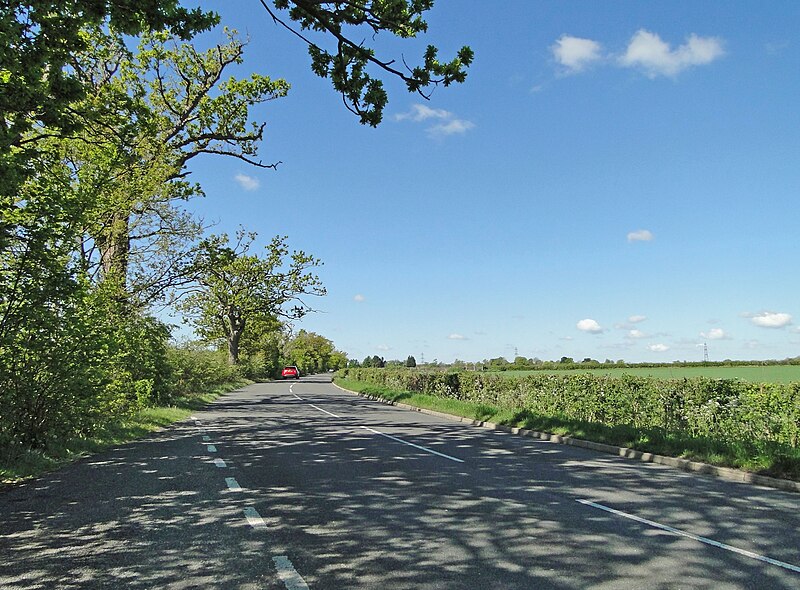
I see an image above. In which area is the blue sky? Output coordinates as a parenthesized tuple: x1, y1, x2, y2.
(177, 1, 800, 363)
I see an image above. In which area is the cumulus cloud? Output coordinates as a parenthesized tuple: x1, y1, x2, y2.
(353, 294, 365, 303)
(701, 328, 729, 340)
(551, 35, 603, 73)
(234, 173, 260, 191)
(428, 119, 476, 137)
(577, 319, 603, 334)
(748, 311, 792, 329)
(629, 315, 647, 324)
(627, 229, 654, 242)
(648, 343, 669, 352)
(620, 30, 725, 77)
(395, 104, 475, 138)
(448, 333, 468, 340)
(626, 329, 648, 339)
(394, 104, 451, 122)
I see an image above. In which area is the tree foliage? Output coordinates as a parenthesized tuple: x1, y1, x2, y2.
(261, 0, 473, 125)
(179, 231, 325, 364)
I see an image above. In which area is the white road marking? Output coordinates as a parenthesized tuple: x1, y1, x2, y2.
(213, 458, 226, 468)
(202, 435, 210, 442)
(273, 555, 310, 590)
(295, 394, 463, 462)
(361, 426, 465, 463)
(293, 393, 342, 418)
(207, 444, 217, 452)
(243, 507, 265, 528)
(225, 477, 242, 491)
(577, 499, 800, 574)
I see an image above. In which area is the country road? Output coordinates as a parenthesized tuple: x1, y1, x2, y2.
(2, 376, 799, 589)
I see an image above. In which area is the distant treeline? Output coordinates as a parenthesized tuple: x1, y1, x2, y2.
(393, 357, 800, 371)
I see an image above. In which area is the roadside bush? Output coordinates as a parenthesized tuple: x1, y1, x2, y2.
(165, 345, 242, 398)
(336, 368, 799, 450)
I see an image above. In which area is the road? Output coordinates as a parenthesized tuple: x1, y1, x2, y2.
(2, 376, 799, 589)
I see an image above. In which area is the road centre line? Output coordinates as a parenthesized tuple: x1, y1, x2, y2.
(273, 555, 310, 590)
(225, 477, 242, 491)
(577, 499, 800, 574)
(213, 458, 226, 468)
(202, 435, 210, 442)
(243, 507, 265, 528)
(207, 444, 217, 452)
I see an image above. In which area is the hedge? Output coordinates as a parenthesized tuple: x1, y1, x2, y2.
(336, 368, 799, 448)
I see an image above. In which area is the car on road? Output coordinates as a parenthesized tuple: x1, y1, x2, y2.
(281, 365, 300, 379)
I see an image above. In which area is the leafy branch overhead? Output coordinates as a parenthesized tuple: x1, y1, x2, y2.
(261, 0, 474, 125)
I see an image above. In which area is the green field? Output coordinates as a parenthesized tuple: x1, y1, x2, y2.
(495, 365, 800, 384)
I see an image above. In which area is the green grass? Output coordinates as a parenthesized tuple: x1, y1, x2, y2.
(0, 380, 248, 485)
(496, 365, 800, 384)
(336, 377, 800, 481)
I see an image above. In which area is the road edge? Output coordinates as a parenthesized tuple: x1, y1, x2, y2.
(332, 381, 800, 495)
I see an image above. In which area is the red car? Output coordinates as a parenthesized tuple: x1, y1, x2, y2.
(281, 366, 300, 379)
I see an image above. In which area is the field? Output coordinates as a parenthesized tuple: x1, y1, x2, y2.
(495, 365, 800, 384)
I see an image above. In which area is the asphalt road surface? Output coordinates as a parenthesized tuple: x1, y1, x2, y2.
(2, 376, 799, 589)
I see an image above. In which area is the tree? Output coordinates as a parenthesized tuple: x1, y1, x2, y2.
(0, 1, 218, 192)
(60, 28, 289, 304)
(179, 230, 325, 364)
(405, 355, 417, 368)
(284, 330, 346, 373)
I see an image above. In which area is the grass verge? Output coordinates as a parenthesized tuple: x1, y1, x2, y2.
(0, 380, 248, 485)
(335, 377, 800, 482)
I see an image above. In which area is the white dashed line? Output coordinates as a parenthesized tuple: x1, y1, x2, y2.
(243, 507, 265, 528)
(577, 499, 800, 574)
(213, 458, 226, 468)
(202, 435, 210, 442)
(273, 555, 310, 590)
(207, 444, 217, 452)
(225, 477, 242, 491)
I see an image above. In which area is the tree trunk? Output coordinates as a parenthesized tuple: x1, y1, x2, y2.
(228, 329, 241, 364)
(226, 306, 245, 364)
(99, 211, 130, 282)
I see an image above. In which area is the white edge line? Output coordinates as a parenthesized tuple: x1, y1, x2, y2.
(213, 458, 226, 468)
(225, 477, 242, 491)
(361, 426, 464, 463)
(273, 555, 310, 590)
(577, 499, 800, 574)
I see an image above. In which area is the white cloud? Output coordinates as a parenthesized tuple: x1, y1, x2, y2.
(394, 104, 451, 122)
(620, 30, 725, 78)
(701, 328, 729, 340)
(448, 333, 468, 340)
(577, 319, 603, 334)
(627, 229, 654, 242)
(629, 315, 647, 324)
(627, 329, 648, 339)
(428, 119, 476, 138)
(551, 35, 603, 73)
(234, 173, 260, 191)
(353, 294, 365, 303)
(396, 103, 475, 138)
(648, 343, 669, 352)
(749, 311, 792, 329)
(376, 344, 391, 351)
